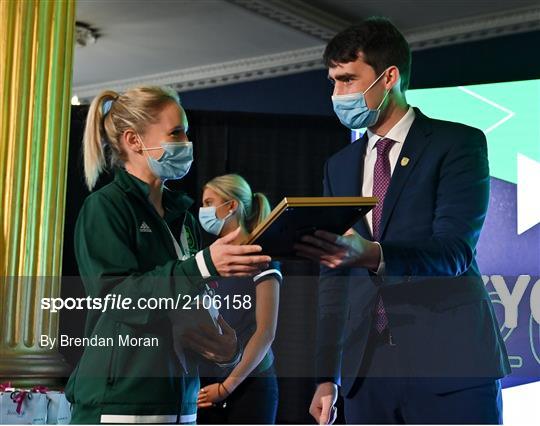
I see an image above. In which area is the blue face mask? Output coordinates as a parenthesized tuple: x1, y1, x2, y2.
(199, 200, 234, 236)
(331, 69, 390, 130)
(141, 141, 193, 181)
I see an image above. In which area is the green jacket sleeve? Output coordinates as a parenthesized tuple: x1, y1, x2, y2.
(74, 192, 219, 326)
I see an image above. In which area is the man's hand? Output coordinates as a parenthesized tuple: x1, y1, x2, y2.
(210, 227, 271, 277)
(181, 315, 237, 363)
(310, 382, 338, 425)
(294, 228, 380, 270)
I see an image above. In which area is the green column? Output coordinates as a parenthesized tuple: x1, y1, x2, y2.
(0, 0, 76, 387)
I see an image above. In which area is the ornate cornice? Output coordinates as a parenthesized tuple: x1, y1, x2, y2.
(75, 45, 325, 102)
(226, 0, 348, 41)
(228, 0, 540, 49)
(73, 4, 540, 101)
(406, 5, 540, 50)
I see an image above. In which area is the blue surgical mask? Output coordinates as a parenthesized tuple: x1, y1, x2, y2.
(141, 140, 193, 181)
(331, 69, 390, 130)
(199, 200, 234, 236)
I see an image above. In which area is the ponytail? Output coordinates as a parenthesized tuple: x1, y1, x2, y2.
(83, 90, 118, 190)
(246, 192, 271, 232)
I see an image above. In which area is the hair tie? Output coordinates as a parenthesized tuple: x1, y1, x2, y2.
(102, 100, 113, 116)
(101, 95, 119, 116)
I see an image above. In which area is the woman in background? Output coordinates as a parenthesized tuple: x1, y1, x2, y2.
(193, 174, 281, 424)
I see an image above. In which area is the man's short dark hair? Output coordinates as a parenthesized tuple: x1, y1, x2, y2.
(323, 17, 412, 92)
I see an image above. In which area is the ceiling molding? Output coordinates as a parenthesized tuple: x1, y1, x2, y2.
(227, 1, 540, 50)
(406, 5, 540, 50)
(73, 3, 540, 101)
(74, 46, 326, 102)
(226, 0, 349, 41)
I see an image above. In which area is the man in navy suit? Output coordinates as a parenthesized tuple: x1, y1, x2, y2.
(295, 17, 510, 424)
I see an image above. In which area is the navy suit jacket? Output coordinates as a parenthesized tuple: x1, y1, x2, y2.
(316, 108, 510, 396)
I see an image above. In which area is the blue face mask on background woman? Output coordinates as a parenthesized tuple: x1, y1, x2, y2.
(141, 140, 193, 181)
(331, 69, 390, 130)
(198, 200, 234, 236)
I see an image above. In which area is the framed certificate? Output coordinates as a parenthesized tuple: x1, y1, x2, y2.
(243, 197, 377, 257)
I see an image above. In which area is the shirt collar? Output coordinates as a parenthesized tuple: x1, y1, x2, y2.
(366, 106, 415, 150)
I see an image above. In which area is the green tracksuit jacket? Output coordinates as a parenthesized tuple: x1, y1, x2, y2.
(65, 168, 219, 424)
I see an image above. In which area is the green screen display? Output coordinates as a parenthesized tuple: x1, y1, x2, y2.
(406, 80, 540, 185)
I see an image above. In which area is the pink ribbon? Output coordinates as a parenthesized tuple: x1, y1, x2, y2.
(12, 390, 28, 415)
(31, 385, 48, 394)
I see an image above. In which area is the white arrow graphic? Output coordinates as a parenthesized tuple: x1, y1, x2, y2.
(458, 86, 515, 134)
(517, 153, 540, 235)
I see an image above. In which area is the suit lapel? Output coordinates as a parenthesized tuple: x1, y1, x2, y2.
(378, 109, 433, 240)
(341, 134, 371, 239)
(342, 134, 367, 196)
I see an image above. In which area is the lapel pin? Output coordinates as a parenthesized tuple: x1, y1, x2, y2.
(400, 157, 410, 167)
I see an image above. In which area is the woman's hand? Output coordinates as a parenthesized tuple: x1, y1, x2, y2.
(197, 382, 231, 408)
(210, 227, 271, 277)
(181, 315, 238, 363)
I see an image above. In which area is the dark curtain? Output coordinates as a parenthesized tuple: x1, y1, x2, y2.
(61, 106, 349, 424)
(178, 109, 350, 207)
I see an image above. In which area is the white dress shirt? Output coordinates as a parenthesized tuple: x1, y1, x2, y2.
(361, 107, 416, 274)
(362, 106, 416, 234)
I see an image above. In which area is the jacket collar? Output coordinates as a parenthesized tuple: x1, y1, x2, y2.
(377, 107, 433, 240)
(345, 107, 433, 241)
(114, 168, 193, 222)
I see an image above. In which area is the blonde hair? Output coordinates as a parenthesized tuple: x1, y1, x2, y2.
(204, 174, 271, 233)
(83, 86, 180, 190)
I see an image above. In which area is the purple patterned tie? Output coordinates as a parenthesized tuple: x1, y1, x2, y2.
(372, 137, 395, 333)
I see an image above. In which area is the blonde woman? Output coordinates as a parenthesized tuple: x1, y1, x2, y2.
(65, 87, 271, 424)
(193, 174, 281, 424)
